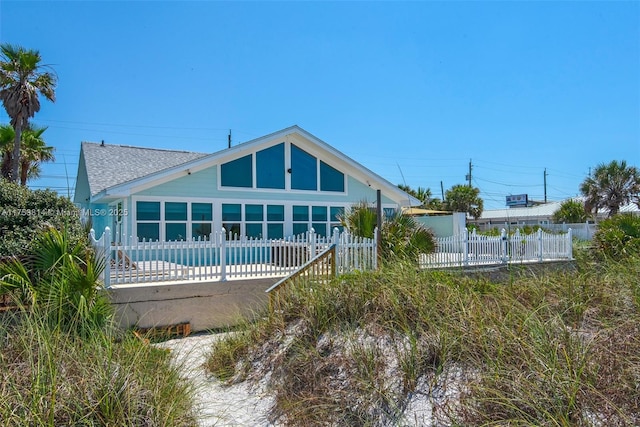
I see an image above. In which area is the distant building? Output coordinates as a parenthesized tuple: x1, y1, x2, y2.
(476, 197, 640, 229)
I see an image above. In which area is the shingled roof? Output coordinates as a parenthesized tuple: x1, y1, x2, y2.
(81, 142, 208, 197)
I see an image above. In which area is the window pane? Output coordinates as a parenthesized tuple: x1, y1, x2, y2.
(267, 223, 283, 239)
(245, 204, 263, 221)
(312, 206, 327, 221)
(246, 223, 262, 238)
(136, 201, 160, 221)
(222, 204, 241, 221)
(267, 205, 284, 221)
(166, 223, 187, 241)
(291, 144, 317, 190)
(165, 202, 187, 221)
(320, 161, 345, 192)
(137, 223, 159, 241)
(293, 205, 308, 221)
(330, 206, 343, 222)
(221, 154, 252, 187)
(313, 223, 327, 237)
(192, 203, 212, 221)
(223, 223, 241, 238)
(256, 143, 285, 189)
(293, 223, 308, 236)
(383, 208, 396, 219)
(192, 223, 212, 240)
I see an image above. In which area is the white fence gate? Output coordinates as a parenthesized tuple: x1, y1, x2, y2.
(422, 228, 573, 268)
(90, 227, 377, 287)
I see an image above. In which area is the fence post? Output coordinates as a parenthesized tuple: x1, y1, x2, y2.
(501, 228, 508, 263)
(103, 227, 111, 288)
(537, 228, 543, 262)
(332, 227, 341, 275)
(373, 226, 378, 270)
(567, 228, 573, 259)
(220, 228, 227, 281)
(463, 228, 469, 266)
(310, 228, 316, 258)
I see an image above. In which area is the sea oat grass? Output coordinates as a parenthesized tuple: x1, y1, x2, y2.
(207, 254, 640, 426)
(0, 309, 198, 426)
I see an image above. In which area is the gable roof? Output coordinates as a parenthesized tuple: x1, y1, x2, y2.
(79, 125, 420, 206)
(80, 142, 208, 197)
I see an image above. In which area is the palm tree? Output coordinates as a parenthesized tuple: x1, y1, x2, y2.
(445, 184, 484, 220)
(19, 124, 54, 186)
(0, 44, 56, 183)
(580, 160, 640, 218)
(0, 123, 54, 185)
(0, 123, 13, 179)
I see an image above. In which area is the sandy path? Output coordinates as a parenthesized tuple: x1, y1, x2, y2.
(156, 333, 275, 427)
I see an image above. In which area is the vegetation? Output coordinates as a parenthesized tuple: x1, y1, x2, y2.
(580, 160, 640, 218)
(444, 184, 484, 220)
(0, 179, 83, 258)
(207, 237, 639, 425)
(0, 311, 198, 426)
(337, 201, 436, 264)
(0, 182, 197, 426)
(0, 43, 57, 184)
(592, 213, 640, 259)
(1, 123, 55, 185)
(398, 184, 444, 210)
(552, 197, 589, 223)
(0, 226, 111, 334)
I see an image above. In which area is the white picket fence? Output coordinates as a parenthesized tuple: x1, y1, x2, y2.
(421, 228, 573, 268)
(90, 227, 377, 287)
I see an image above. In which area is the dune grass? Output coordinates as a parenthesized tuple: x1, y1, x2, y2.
(0, 306, 199, 426)
(207, 252, 640, 426)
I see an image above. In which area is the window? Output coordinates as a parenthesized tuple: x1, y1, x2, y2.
(192, 202, 213, 240)
(290, 144, 317, 190)
(320, 161, 344, 192)
(267, 205, 284, 239)
(330, 206, 344, 233)
(256, 143, 285, 189)
(312, 205, 328, 237)
(165, 202, 187, 240)
(222, 203, 241, 237)
(292, 205, 309, 235)
(136, 201, 160, 241)
(245, 204, 264, 238)
(221, 155, 252, 187)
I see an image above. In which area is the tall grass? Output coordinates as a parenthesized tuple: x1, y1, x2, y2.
(207, 255, 640, 426)
(0, 307, 198, 426)
(0, 225, 199, 426)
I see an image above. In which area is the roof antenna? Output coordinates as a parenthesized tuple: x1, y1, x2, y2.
(100, 140, 105, 147)
(228, 129, 231, 148)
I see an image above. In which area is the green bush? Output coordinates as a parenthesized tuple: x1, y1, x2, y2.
(0, 180, 84, 258)
(0, 226, 111, 334)
(593, 213, 640, 258)
(338, 202, 437, 264)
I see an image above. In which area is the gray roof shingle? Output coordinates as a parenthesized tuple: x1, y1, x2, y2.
(82, 142, 208, 196)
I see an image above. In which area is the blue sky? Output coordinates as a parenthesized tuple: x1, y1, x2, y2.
(1, 1, 638, 210)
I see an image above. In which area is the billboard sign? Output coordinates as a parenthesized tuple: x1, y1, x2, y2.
(506, 194, 528, 207)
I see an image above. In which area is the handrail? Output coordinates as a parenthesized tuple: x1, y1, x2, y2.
(265, 243, 336, 294)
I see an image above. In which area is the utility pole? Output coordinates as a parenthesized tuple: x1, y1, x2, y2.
(440, 181, 445, 201)
(465, 159, 472, 187)
(544, 168, 548, 203)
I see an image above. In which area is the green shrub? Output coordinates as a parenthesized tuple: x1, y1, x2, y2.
(0, 226, 111, 334)
(338, 202, 437, 264)
(0, 180, 84, 258)
(593, 213, 640, 258)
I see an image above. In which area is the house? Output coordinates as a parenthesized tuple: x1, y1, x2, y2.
(476, 197, 640, 230)
(74, 125, 419, 243)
